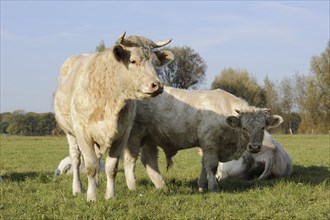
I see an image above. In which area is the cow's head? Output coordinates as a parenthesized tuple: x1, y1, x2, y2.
(225, 108, 283, 154)
(111, 32, 174, 99)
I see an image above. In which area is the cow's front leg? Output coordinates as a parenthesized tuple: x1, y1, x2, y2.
(202, 150, 219, 192)
(85, 156, 99, 202)
(198, 164, 208, 192)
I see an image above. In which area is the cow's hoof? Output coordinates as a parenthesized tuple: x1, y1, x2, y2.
(87, 195, 97, 202)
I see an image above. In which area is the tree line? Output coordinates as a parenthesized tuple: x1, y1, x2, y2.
(1, 40, 328, 135)
(0, 111, 63, 136)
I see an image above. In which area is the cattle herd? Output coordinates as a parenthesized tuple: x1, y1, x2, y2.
(53, 32, 293, 201)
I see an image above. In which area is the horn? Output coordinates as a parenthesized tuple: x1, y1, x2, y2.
(153, 39, 172, 48)
(117, 32, 126, 44)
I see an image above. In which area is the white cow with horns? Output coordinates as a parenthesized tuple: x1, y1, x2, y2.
(54, 32, 174, 201)
(123, 86, 284, 192)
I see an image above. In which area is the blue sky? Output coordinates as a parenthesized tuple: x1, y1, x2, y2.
(1, 1, 329, 113)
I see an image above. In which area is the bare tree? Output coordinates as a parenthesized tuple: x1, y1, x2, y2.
(279, 77, 294, 134)
(263, 75, 280, 114)
(310, 40, 330, 131)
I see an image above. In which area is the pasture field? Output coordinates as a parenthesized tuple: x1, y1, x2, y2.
(0, 135, 329, 219)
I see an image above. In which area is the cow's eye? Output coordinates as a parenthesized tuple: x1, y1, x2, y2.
(242, 127, 247, 131)
(130, 60, 137, 64)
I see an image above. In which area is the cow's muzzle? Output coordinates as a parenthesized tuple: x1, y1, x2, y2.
(148, 81, 164, 97)
(247, 143, 261, 154)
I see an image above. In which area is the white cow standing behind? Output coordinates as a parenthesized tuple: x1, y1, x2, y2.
(54, 32, 174, 201)
(215, 131, 293, 180)
(123, 86, 283, 192)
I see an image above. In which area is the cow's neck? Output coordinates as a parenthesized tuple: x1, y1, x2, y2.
(230, 131, 250, 160)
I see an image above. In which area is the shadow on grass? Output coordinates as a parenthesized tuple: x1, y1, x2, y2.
(219, 165, 330, 193)
(136, 164, 329, 195)
(289, 164, 330, 185)
(2, 172, 54, 183)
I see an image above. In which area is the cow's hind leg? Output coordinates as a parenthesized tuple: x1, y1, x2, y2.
(141, 140, 166, 189)
(123, 136, 141, 190)
(67, 134, 82, 196)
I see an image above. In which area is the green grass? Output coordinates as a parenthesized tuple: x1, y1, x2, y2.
(0, 135, 329, 219)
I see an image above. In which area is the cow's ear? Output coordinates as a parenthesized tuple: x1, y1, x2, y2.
(155, 50, 174, 68)
(226, 116, 241, 128)
(266, 115, 283, 128)
(113, 45, 125, 61)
